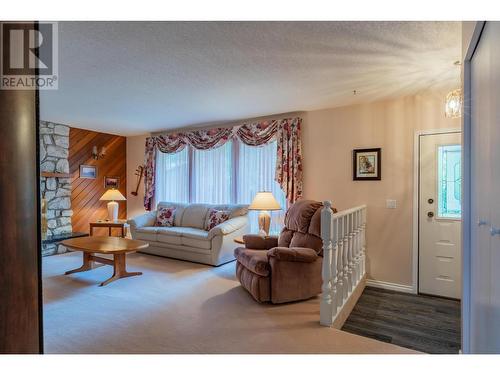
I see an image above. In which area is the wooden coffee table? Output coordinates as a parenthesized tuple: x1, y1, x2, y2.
(61, 236, 149, 286)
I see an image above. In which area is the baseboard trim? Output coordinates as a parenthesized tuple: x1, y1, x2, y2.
(366, 279, 415, 294)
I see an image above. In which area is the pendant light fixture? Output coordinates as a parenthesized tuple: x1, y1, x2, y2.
(445, 61, 462, 118)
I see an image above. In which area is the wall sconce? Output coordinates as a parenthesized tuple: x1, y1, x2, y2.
(92, 146, 106, 160)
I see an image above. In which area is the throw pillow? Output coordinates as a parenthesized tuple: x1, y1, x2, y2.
(205, 208, 230, 231)
(156, 207, 176, 227)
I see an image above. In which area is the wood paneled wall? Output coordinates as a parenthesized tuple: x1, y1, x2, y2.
(69, 128, 126, 235)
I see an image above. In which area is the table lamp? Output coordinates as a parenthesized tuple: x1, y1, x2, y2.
(248, 191, 281, 236)
(99, 188, 126, 221)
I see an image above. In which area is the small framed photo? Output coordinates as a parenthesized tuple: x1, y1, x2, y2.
(353, 148, 381, 181)
(104, 176, 120, 189)
(79, 165, 97, 179)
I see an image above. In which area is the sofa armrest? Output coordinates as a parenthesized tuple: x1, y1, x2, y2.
(208, 216, 248, 239)
(128, 211, 156, 229)
(243, 234, 279, 250)
(267, 247, 318, 263)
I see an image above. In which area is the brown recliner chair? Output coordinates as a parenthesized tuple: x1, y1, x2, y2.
(234, 199, 330, 304)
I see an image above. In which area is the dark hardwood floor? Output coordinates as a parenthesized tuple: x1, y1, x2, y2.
(342, 286, 461, 354)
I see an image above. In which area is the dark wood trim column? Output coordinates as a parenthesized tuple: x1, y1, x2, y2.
(0, 21, 43, 354)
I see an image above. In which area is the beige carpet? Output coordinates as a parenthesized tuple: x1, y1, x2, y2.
(43, 252, 416, 354)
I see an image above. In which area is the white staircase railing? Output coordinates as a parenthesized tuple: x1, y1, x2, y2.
(320, 201, 367, 327)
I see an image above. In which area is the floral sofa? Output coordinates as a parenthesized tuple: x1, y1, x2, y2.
(128, 202, 249, 266)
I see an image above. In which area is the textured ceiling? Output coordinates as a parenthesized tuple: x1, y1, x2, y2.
(40, 21, 461, 135)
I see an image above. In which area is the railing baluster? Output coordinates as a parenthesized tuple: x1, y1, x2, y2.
(336, 215, 344, 308)
(354, 210, 361, 283)
(331, 214, 339, 315)
(348, 212, 355, 290)
(320, 201, 334, 326)
(320, 204, 367, 326)
(362, 207, 366, 277)
(342, 215, 349, 301)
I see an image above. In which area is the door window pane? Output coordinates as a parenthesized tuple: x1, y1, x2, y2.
(437, 144, 461, 218)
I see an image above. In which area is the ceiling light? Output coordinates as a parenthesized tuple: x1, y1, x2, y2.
(445, 61, 462, 119)
(445, 88, 462, 119)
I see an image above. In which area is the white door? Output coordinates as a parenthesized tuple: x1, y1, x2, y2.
(470, 21, 500, 353)
(419, 132, 462, 299)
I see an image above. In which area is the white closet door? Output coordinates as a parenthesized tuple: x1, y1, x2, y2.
(470, 21, 500, 353)
(488, 21, 500, 353)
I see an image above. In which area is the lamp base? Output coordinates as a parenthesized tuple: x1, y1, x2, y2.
(107, 201, 119, 221)
(258, 210, 271, 236)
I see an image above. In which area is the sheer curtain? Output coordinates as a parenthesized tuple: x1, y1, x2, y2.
(154, 139, 286, 234)
(237, 140, 286, 234)
(155, 147, 189, 204)
(191, 141, 233, 204)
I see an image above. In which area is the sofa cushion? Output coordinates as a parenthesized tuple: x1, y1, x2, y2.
(180, 204, 210, 229)
(178, 227, 211, 249)
(234, 247, 270, 277)
(135, 227, 158, 242)
(155, 207, 176, 227)
(205, 208, 230, 230)
(156, 227, 184, 245)
(157, 201, 188, 227)
(182, 237, 211, 250)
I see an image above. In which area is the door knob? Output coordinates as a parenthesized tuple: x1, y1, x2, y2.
(478, 220, 488, 226)
(427, 211, 434, 218)
(491, 227, 500, 236)
(428, 198, 434, 204)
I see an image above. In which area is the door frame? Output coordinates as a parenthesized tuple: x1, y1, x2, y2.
(412, 128, 462, 295)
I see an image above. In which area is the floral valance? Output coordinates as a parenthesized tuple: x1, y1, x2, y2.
(144, 118, 303, 210)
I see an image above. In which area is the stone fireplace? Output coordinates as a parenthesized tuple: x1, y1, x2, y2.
(40, 121, 73, 256)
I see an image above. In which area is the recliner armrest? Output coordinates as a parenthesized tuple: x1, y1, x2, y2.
(128, 211, 156, 229)
(243, 234, 278, 250)
(267, 247, 318, 263)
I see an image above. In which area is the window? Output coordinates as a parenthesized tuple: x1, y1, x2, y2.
(155, 146, 189, 203)
(237, 140, 286, 234)
(192, 141, 233, 204)
(437, 144, 461, 219)
(155, 139, 286, 233)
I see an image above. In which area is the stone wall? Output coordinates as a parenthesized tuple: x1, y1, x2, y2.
(40, 121, 73, 256)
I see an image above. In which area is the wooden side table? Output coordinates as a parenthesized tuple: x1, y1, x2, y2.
(234, 236, 245, 244)
(90, 220, 129, 238)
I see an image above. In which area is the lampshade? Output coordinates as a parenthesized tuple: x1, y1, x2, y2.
(99, 189, 126, 201)
(248, 191, 281, 211)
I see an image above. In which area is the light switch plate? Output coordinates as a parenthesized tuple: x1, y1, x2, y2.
(386, 199, 397, 209)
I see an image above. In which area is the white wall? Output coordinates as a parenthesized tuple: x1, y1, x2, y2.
(126, 134, 150, 219)
(302, 90, 460, 287)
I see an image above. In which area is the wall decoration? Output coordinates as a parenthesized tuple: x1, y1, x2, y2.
(79, 165, 97, 179)
(131, 165, 144, 196)
(353, 148, 381, 180)
(104, 176, 120, 189)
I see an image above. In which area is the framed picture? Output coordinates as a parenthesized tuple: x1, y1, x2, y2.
(353, 148, 381, 180)
(104, 176, 120, 189)
(79, 165, 97, 179)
